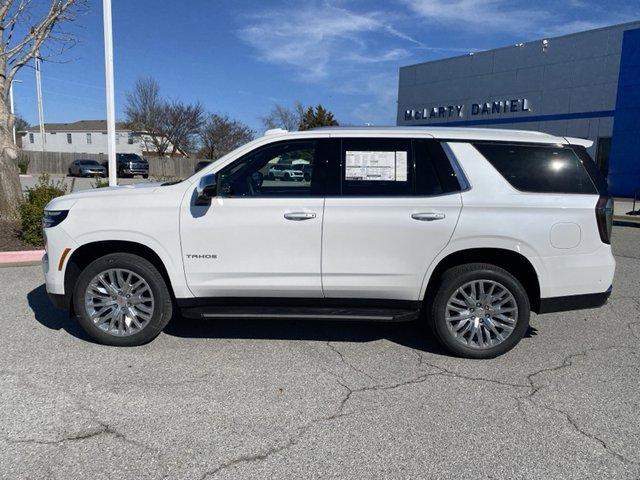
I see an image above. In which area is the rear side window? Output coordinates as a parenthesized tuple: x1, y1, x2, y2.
(414, 140, 462, 195)
(473, 143, 597, 194)
(340, 138, 413, 196)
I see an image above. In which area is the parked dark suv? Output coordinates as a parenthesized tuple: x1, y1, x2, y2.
(102, 153, 149, 178)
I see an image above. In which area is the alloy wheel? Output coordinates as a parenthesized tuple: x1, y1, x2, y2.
(84, 268, 155, 337)
(445, 279, 518, 349)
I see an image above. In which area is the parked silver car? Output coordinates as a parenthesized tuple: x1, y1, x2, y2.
(68, 160, 107, 177)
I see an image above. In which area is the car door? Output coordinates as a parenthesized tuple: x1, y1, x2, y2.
(180, 138, 329, 298)
(322, 137, 463, 301)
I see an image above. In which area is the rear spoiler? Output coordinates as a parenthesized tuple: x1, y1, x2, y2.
(565, 137, 593, 148)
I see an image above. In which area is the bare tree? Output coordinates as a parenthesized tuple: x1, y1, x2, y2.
(198, 114, 254, 160)
(125, 78, 205, 157)
(124, 77, 171, 156)
(0, 0, 87, 218)
(164, 99, 205, 156)
(260, 101, 305, 132)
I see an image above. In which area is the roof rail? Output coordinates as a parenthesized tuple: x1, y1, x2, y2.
(264, 128, 288, 136)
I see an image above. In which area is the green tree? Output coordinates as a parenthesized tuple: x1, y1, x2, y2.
(298, 105, 338, 131)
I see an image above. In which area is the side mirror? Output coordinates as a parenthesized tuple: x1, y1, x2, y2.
(195, 173, 217, 206)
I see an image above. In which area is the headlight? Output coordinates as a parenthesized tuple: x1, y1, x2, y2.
(42, 210, 69, 229)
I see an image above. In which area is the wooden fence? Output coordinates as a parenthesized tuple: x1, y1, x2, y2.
(21, 151, 203, 179)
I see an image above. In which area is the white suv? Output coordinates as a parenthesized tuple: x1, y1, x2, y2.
(267, 164, 304, 181)
(42, 127, 615, 358)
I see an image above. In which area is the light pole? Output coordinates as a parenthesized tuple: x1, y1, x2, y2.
(102, 0, 117, 186)
(35, 54, 46, 156)
(9, 79, 22, 144)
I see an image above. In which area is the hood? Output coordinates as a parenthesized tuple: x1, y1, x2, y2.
(45, 182, 163, 211)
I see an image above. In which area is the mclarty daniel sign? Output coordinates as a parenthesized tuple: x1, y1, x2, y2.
(405, 98, 531, 121)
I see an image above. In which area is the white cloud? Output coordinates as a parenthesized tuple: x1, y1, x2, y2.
(400, 0, 547, 30)
(236, 2, 429, 125)
(238, 3, 412, 81)
(347, 72, 400, 125)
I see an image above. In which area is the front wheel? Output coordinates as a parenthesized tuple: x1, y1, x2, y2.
(428, 263, 530, 359)
(73, 253, 173, 346)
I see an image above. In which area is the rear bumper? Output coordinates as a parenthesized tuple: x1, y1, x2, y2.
(537, 285, 612, 314)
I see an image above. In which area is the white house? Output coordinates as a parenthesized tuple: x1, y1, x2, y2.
(19, 120, 185, 156)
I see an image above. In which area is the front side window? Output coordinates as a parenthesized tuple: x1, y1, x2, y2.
(473, 143, 597, 194)
(218, 140, 319, 197)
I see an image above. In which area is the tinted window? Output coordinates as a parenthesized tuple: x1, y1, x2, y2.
(474, 143, 597, 194)
(218, 140, 322, 197)
(572, 145, 608, 195)
(79, 160, 99, 166)
(340, 138, 413, 196)
(117, 154, 142, 161)
(413, 140, 462, 195)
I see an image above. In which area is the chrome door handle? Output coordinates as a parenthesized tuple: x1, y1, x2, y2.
(411, 212, 446, 221)
(284, 212, 316, 221)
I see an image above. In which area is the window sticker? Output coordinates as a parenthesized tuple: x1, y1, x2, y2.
(395, 151, 408, 181)
(345, 151, 408, 182)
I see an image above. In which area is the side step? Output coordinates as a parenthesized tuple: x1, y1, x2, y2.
(181, 306, 420, 322)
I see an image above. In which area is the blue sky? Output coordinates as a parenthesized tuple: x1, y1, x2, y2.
(13, 0, 640, 132)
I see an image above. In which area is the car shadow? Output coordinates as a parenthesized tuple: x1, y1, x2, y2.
(27, 284, 94, 342)
(28, 283, 538, 354)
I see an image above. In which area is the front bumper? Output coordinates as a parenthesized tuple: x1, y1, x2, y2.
(47, 291, 70, 310)
(537, 285, 612, 314)
(122, 168, 149, 174)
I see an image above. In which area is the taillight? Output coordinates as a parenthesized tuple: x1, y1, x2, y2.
(595, 196, 613, 244)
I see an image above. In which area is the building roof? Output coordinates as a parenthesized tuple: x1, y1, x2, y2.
(400, 20, 640, 69)
(23, 120, 129, 133)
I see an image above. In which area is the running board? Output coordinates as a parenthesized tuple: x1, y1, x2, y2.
(180, 306, 420, 322)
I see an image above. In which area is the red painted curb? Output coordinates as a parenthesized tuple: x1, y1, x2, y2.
(0, 250, 45, 266)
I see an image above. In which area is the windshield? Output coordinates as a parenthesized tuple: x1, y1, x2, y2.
(117, 154, 143, 161)
(80, 160, 100, 165)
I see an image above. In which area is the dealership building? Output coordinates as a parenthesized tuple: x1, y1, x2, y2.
(397, 21, 640, 197)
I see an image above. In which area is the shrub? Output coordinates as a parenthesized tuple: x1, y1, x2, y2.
(19, 173, 67, 246)
(92, 177, 109, 188)
(15, 153, 30, 174)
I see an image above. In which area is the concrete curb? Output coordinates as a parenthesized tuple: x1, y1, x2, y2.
(0, 250, 45, 268)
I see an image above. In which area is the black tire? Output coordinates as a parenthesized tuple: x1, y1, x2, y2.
(267, 173, 275, 180)
(73, 253, 173, 346)
(428, 263, 530, 359)
(283, 172, 290, 181)
(68, 169, 74, 177)
(143, 174, 149, 179)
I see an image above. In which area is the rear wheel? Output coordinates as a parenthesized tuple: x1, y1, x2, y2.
(428, 263, 530, 359)
(73, 253, 173, 346)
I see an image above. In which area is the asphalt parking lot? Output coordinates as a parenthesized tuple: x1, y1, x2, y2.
(1, 226, 639, 479)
